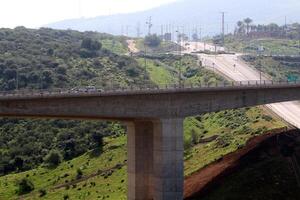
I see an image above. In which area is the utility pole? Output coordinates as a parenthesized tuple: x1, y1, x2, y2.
(176, 30, 182, 87)
(285, 16, 287, 28)
(77, 0, 82, 18)
(121, 25, 124, 36)
(195, 26, 198, 50)
(144, 43, 147, 79)
(221, 12, 226, 46)
(199, 26, 202, 41)
(146, 16, 153, 35)
(284, 16, 287, 38)
(136, 22, 141, 38)
(126, 25, 130, 37)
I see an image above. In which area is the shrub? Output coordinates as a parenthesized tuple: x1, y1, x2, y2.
(76, 168, 83, 180)
(81, 38, 102, 51)
(43, 150, 62, 167)
(16, 178, 34, 195)
(63, 194, 69, 200)
(262, 115, 273, 122)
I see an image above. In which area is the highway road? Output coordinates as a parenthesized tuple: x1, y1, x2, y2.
(181, 41, 225, 53)
(127, 40, 300, 128)
(198, 52, 300, 128)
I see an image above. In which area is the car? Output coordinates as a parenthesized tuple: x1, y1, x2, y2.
(85, 86, 97, 92)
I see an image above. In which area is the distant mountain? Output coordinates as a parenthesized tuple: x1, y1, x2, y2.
(47, 0, 300, 37)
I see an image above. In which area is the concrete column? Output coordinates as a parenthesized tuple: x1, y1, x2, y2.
(127, 118, 184, 200)
(152, 118, 184, 200)
(127, 121, 154, 200)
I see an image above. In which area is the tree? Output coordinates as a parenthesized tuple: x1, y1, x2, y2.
(244, 18, 253, 35)
(236, 21, 245, 35)
(81, 38, 102, 51)
(144, 34, 161, 47)
(17, 178, 34, 195)
(13, 157, 24, 171)
(43, 150, 62, 167)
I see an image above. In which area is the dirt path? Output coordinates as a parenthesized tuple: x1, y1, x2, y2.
(184, 127, 290, 199)
(52, 162, 126, 190)
(127, 40, 139, 53)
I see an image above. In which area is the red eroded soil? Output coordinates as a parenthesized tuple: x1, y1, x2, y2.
(184, 127, 292, 199)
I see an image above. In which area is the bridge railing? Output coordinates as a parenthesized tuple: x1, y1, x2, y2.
(0, 79, 299, 97)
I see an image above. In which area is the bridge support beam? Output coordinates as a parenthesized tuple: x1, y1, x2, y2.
(127, 118, 184, 200)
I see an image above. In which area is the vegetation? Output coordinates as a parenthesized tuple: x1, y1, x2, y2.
(0, 27, 145, 91)
(144, 34, 161, 47)
(0, 135, 128, 200)
(0, 27, 149, 176)
(136, 38, 179, 54)
(233, 18, 300, 40)
(16, 178, 34, 195)
(225, 37, 300, 55)
(0, 119, 124, 176)
(137, 54, 226, 87)
(218, 19, 300, 55)
(242, 55, 300, 81)
(43, 150, 63, 168)
(184, 107, 285, 176)
(0, 27, 289, 199)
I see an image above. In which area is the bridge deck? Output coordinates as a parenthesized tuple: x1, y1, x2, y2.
(0, 81, 299, 100)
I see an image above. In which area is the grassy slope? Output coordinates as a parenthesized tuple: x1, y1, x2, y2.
(0, 135, 128, 200)
(242, 55, 300, 81)
(101, 39, 128, 55)
(184, 108, 284, 176)
(225, 37, 300, 55)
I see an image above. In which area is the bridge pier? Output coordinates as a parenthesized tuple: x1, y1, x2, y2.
(127, 118, 184, 200)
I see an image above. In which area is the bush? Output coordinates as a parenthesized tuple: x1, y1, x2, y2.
(43, 150, 62, 167)
(16, 178, 34, 195)
(76, 168, 83, 180)
(262, 115, 273, 122)
(81, 38, 102, 51)
(63, 194, 69, 200)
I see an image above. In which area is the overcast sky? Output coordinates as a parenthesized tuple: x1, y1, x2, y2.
(0, 0, 178, 28)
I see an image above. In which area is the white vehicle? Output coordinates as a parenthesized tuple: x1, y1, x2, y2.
(85, 86, 97, 92)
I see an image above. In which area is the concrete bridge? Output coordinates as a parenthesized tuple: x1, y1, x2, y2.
(1, 82, 300, 200)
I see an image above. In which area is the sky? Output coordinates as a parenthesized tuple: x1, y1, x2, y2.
(0, 0, 178, 28)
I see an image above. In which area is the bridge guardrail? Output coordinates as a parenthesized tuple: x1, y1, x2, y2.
(0, 80, 299, 98)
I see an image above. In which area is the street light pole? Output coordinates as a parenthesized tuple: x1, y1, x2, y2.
(144, 42, 147, 80)
(176, 30, 182, 87)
